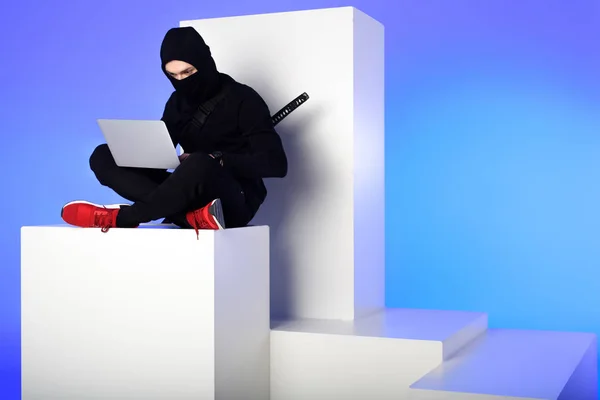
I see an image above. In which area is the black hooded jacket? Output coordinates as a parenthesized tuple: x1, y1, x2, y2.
(159, 27, 287, 204)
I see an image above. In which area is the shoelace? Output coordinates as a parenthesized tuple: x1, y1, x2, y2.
(94, 209, 113, 233)
(191, 210, 214, 240)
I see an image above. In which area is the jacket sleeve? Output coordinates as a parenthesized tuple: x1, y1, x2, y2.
(221, 89, 288, 179)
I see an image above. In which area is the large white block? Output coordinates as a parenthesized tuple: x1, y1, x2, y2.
(181, 6, 385, 320)
(270, 308, 488, 400)
(21, 225, 270, 400)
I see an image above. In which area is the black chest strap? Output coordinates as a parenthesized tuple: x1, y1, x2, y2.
(189, 84, 231, 130)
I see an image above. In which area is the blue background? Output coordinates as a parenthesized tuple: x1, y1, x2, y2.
(2, 0, 600, 397)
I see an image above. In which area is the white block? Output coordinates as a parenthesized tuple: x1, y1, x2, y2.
(270, 308, 488, 400)
(21, 225, 270, 400)
(181, 6, 385, 320)
(409, 329, 598, 400)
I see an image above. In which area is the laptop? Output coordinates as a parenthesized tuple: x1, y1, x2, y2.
(97, 119, 181, 169)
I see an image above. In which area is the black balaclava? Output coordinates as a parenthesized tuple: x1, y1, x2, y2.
(160, 27, 221, 104)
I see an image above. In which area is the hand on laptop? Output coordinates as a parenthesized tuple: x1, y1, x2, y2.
(178, 152, 223, 166)
(178, 153, 190, 162)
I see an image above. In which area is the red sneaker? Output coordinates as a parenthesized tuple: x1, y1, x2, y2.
(186, 199, 226, 238)
(61, 201, 125, 232)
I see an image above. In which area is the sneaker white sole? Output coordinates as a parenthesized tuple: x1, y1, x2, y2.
(208, 199, 226, 230)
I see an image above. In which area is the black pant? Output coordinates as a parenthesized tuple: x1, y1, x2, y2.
(89, 144, 254, 228)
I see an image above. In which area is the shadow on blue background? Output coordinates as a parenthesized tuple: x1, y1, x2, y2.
(1, 0, 600, 398)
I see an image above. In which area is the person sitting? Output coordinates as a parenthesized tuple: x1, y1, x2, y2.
(61, 26, 287, 236)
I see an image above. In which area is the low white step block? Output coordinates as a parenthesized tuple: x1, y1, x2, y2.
(270, 308, 488, 400)
(21, 225, 270, 400)
(181, 6, 385, 321)
(409, 329, 598, 400)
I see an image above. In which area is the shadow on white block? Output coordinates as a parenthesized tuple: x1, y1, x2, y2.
(270, 308, 488, 400)
(21, 225, 270, 400)
(181, 6, 385, 321)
